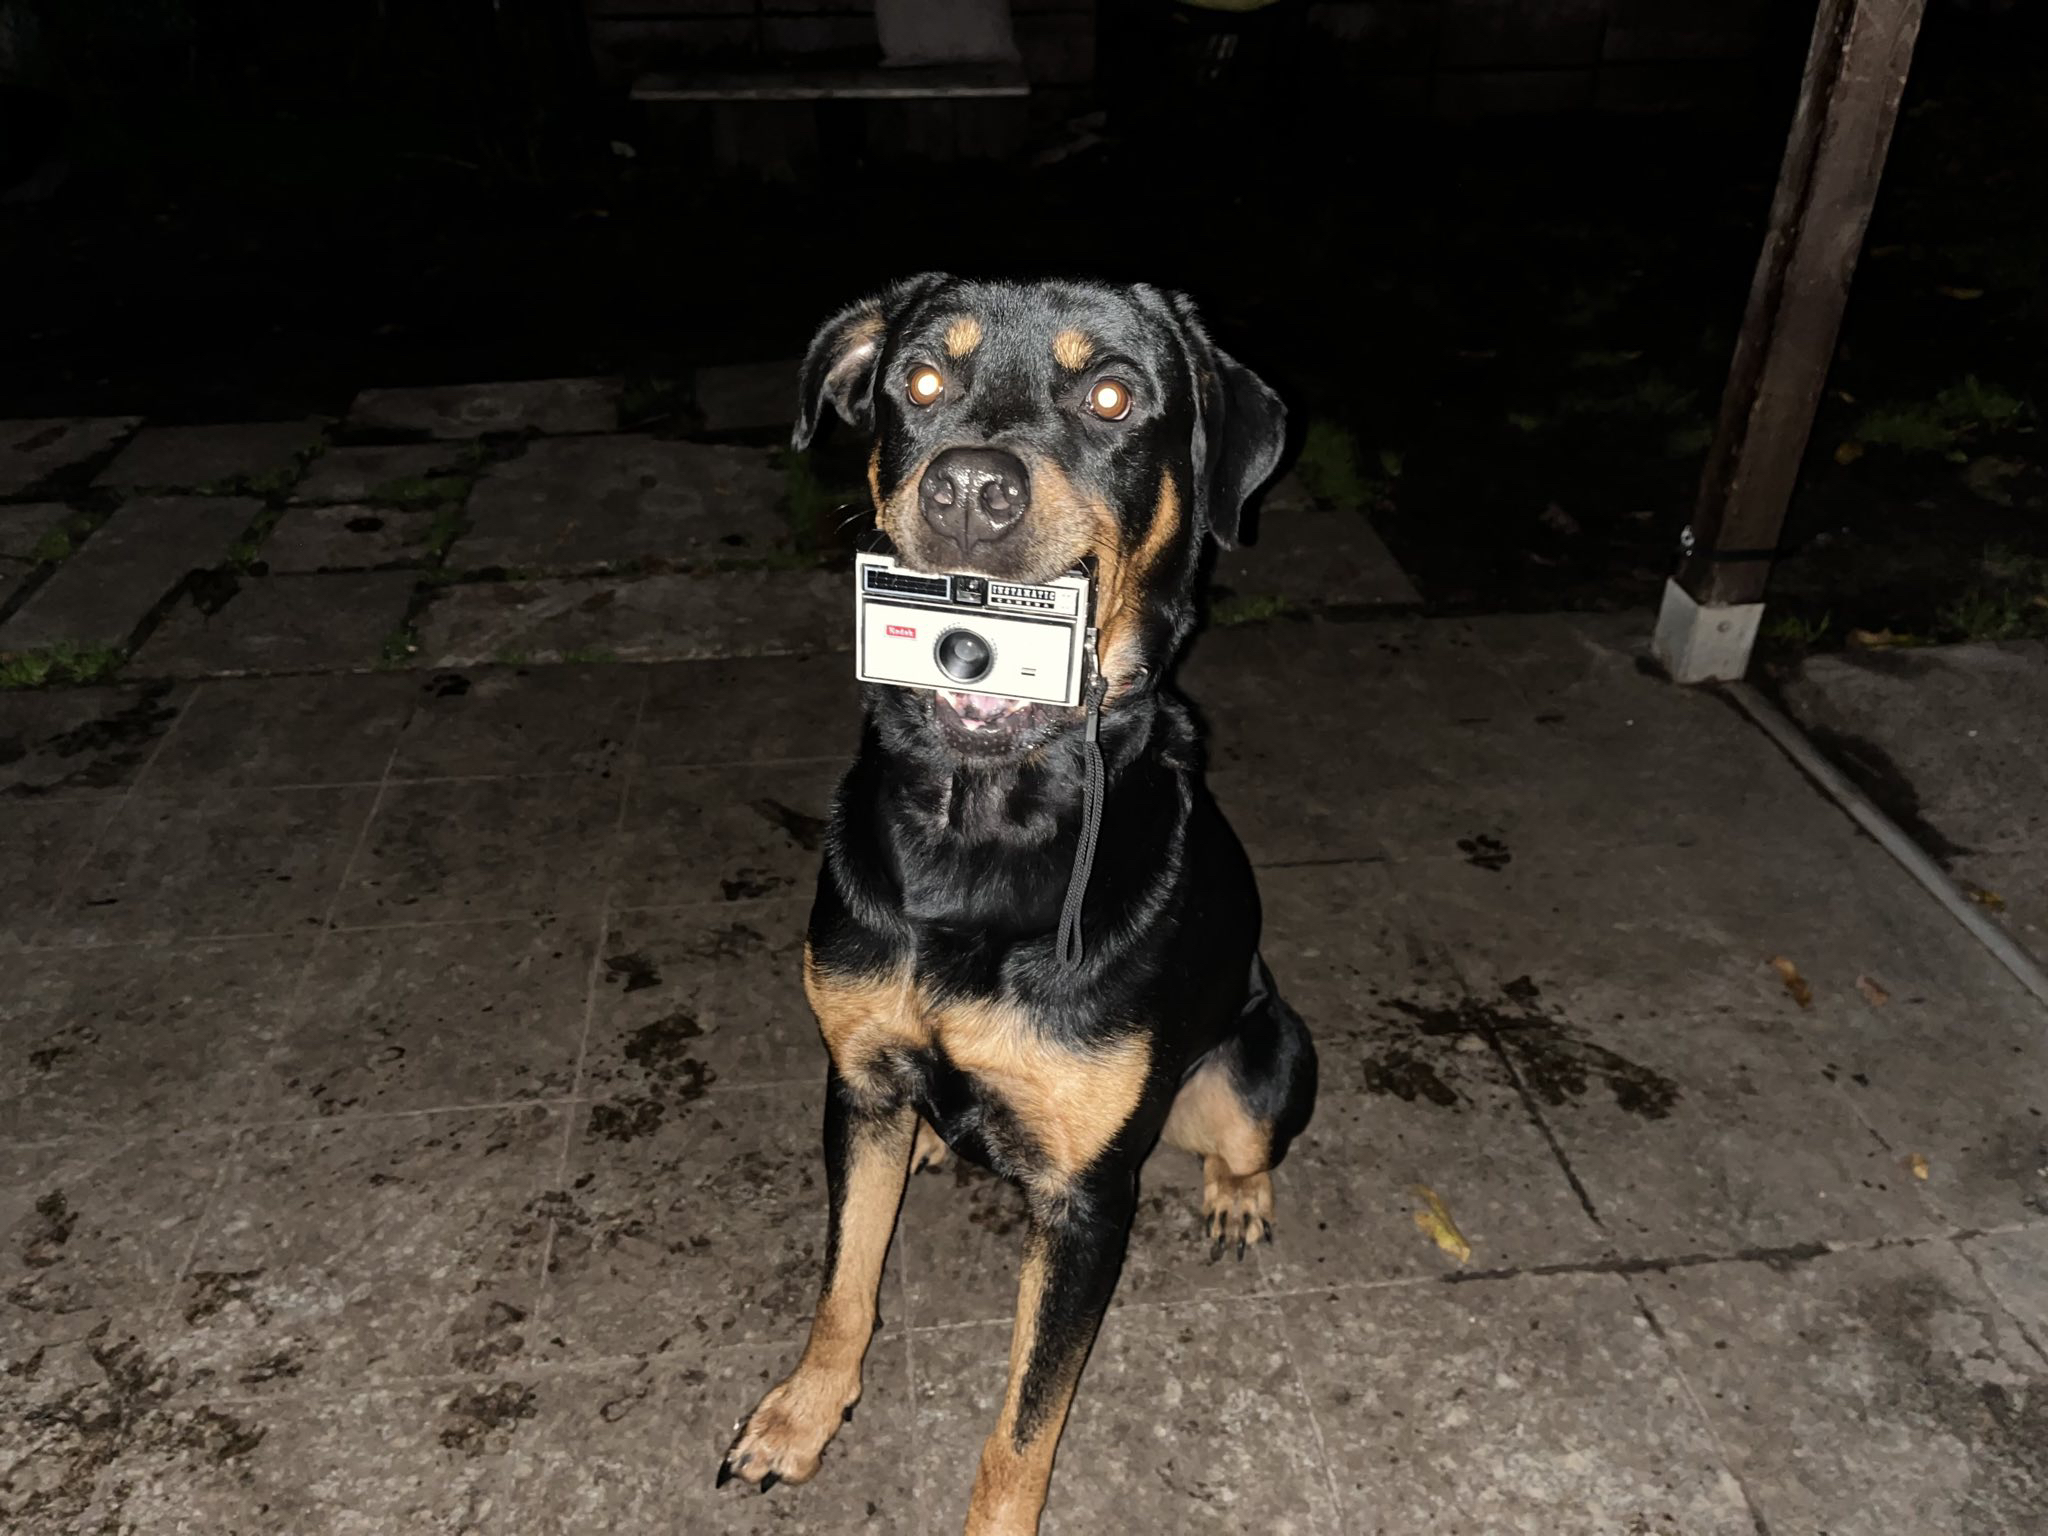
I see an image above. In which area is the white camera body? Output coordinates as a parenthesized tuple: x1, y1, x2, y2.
(853, 548, 1096, 707)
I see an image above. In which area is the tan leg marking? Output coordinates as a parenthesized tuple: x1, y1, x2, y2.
(911, 1115, 951, 1173)
(722, 1106, 914, 1487)
(1162, 1059, 1277, 1255)
(964, 1241, 1081, 1536)
(724, 949, 928, 1490)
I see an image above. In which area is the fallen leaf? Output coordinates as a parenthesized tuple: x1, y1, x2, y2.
(1770, 955, 1814, 1009)
(1410, 1185, 1471, 1265)
(1935, 285, 1984, 300)
(1379, 448, 1404, 479)
(1855, 975, 1891, 1007)
(1906, 1153, 1930, 1181)
(1834, 441, 1865, 465)
(1967, 886, 2006, 911)
(1848, 628, 1913, 649)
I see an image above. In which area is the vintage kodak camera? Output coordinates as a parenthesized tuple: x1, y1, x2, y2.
(854, 544, 1097, 707)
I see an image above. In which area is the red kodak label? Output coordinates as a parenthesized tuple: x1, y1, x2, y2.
(885, 623, 917, 639)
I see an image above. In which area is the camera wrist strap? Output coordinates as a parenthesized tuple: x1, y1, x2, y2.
(1055, 635, 1108, 970)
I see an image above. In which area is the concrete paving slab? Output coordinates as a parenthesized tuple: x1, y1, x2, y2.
(93, 420, 323, 492)
(633, 651, 861, 767)
(332, 774, 623, 928)
(1494, 999, 1940, 1254)
(498, 1343, 920, 1533)
(1962, 1226, 2048, 1344)
(290, 442, 470, 503)
(1954, 848, 2048, 952)
(1212, 498, 1422, 611)
(1643, 1243, 2048, 1535)
(1, 939, 304, 1142)
(539, 1082, 849, 1360)
(457, 436, 787, 572)
(131, 571, 420, 678)
(272, 917, 593, 1118)
(389, 663, 643, 779)
(143, 672, 417, 790)
(0, 680, 188, 799)
(1245, 864, 1611, 1289)
(911, 1302, 1342, 1536)
(0, 495, 258, 652)
(1189, 615, 1826, 865)
(0, 561, 26, 615)
(29, 1377, 523, 1536)
(0, 502, 69, 560)
(1800, 974, 2048, 1230)
(41, 787, 376, 948)
(260, 504, 437, 572)
(691, 356, 800, 434)
(162, 1106, 561, 1397)
(0, 416, 141, 495)
(412, 569, 846, 668)
(0, 1133, 228, 1355)
(1285, 1273, 1757, 1534)
(0, 799, 107, 949)
(1783, 642, 2048, 856)
(588, 900, 811, 1095)
(611, 759, 842, 908)
(347, 377, 622, 438)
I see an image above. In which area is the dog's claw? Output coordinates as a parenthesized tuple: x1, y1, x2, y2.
(716, 1460, 735, 1489)
(759, 1473, 780, 1495)
(1209, 1235, 1227, 1263)
(1236, 1235, 1248, 1262)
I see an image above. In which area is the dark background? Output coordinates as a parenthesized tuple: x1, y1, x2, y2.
(3, 0, 2043, 646)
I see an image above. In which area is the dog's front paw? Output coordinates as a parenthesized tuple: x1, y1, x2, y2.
(717, 1367, 859, 1492)
(1202, 1166, 1274, 1261)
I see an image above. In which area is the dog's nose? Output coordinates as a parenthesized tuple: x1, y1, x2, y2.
(918, 447, 1029, 557)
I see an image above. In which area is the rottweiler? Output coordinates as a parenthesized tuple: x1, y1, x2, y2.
(718, 275, 1317, 1535)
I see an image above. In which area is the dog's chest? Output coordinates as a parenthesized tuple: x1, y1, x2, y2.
(807, 959, 1149, 1189)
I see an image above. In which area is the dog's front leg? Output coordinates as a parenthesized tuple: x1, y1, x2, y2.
(966, 1168, 1138, 1535)
(720, 1066, 914, 1490)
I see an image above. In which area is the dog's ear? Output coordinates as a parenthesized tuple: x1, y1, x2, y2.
(1164, 292, 1287, 549)
(792, 273, 952, 449)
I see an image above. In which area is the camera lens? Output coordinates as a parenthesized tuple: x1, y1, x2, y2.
(935, 629, 994, 684)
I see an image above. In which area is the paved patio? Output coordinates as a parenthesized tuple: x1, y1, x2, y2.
(2, 386, 2046, 1534)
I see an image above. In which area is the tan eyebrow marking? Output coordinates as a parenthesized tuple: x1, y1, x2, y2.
(944, 315, 984, 358)
(1052, 329, 1095, 371)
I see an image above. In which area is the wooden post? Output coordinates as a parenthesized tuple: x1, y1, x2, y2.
(1654, 0, 1926, 683)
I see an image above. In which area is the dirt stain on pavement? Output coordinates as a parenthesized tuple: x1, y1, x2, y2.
(1370, 976, 1679, 1120)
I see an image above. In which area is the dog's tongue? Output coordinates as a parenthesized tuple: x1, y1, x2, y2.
(940, 690, 1028, 728)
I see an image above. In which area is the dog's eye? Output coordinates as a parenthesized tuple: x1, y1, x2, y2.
(1086, 379, 1133, 421)
(907, 365, 945, 406)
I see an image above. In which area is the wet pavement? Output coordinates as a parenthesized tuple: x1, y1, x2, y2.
(2, 386, 2046, 1534)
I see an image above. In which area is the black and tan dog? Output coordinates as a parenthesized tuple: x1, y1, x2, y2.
(718, 275, 1317, 1534)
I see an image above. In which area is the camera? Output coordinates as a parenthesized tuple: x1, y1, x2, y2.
(853, 546, 1097, 707)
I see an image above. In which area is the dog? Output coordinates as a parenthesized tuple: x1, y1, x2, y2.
(718, 275, 1317, 1535)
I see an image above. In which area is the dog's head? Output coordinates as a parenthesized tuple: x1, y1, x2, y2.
(795, 275, 1285, 754)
